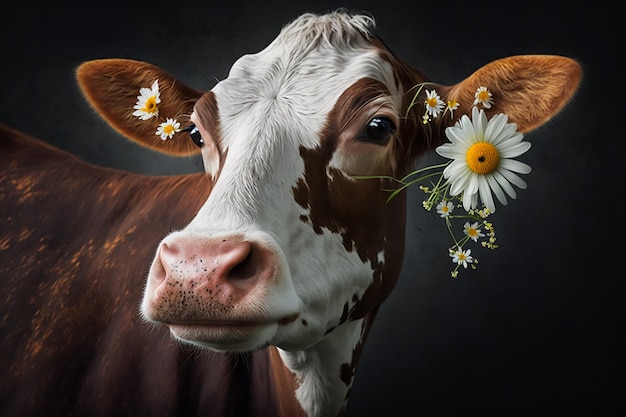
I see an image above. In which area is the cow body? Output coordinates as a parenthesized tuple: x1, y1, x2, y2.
(0, 124, 305, 416)
(0, 12, 581, 417)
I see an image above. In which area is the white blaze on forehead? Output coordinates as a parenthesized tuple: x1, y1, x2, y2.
(213, 14, 398, 151)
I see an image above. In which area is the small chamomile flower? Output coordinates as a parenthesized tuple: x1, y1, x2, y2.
(436, 200, 454, 218)
(450, 247, 473, 268)
(446, 99, 460, 119)
(424, 89, 445, 118)
(155, 118, 181, 140)
(133, 80, 161, 120)
(473, 86, 493, 109)
(436, 106, 531, 213)
(463, 221, 485, 242)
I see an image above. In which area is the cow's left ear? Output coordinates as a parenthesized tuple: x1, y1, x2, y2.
(425, 55, 582, 143)
(77, 59, 203, 156)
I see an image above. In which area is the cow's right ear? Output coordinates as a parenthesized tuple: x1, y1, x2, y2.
(409, 55, 582, 154)
(442, 55, 582, 134)
(77, 59, 204, 156)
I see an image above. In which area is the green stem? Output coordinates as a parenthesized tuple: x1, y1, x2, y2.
(353, 162, 450, 204)
(405, 84, 426, 117)
(398, 162, 449, 183)
(385, 172, 443, 203)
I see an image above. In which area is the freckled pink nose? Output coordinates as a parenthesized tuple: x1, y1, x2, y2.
(144, 235, 276, 322)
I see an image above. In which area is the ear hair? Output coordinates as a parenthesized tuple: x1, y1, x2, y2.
(444, 55, 582, 133)
(77, 59, 204, 156)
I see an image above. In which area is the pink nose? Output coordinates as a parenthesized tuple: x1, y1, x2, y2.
(145, 236, 275, 322)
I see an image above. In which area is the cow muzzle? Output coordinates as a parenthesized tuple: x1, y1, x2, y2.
(141, 232, 300, 351)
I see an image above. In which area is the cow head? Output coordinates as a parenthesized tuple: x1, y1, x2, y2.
(77, 12, 581, 354)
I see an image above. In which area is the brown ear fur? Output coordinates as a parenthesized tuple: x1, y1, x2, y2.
(443, 55, 582, 133)
(76, 59, 204, 156)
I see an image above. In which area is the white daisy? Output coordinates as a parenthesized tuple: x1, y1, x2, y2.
(133, 80, 161, 120)
(473, 86, 494, 109)
(424, 89, 445, 118)
(450, 247, 473, 268)
(436, 107, 531, 213)
(155, 118, 180, 140)
(436, 200, 454, 218)
(463, 221, 485, 242)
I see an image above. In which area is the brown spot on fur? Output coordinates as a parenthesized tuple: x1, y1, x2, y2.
(292, 79, 412, 322)
(0, 236, 10, 251)
(269, 347, 307, 417)
(12, 177, 44, 204)
(277, 312, 300, 325)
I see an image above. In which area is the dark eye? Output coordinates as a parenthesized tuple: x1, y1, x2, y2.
(359, 117, 395, 144)
(182, 124, 204, 148)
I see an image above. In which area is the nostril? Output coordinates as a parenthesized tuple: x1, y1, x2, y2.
(228, 249, 256, 281)
(160, 241, 181, 258)
(223, 242, 257, 281)
(148, 245, 168, 286)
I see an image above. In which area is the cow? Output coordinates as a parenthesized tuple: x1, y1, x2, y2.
(0, 11, 581, 417)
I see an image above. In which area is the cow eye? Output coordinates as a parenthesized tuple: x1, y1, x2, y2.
(182, 124, 204, 148)
(359, 117, 395, 144)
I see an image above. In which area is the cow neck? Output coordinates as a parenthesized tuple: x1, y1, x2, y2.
(269, 315, 372, 417)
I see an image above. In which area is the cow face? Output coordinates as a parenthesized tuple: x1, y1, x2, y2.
(142, 14, 412, 353)
(76, 12, 581, 353)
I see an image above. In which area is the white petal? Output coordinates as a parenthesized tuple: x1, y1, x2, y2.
(463, 191, 475, 211)
(457, 113, 472, 129)
(443, 160, 468, 180)
(445, 124, 472, 147)
(500, 159, 532, 174)
(466, 173, 479, 196)
(472, 107, 487, 140)
(486, 174, 508, 206)
(459, 115, 478, 142)
(499, 168, 528, 189)
(491, 124, 519, 147)
(493, 170, 517, 199)
(470, 193, 478, 209)
(138, 88, 149, 97)
(449, 174, 469, 196)
(477, 175, 496, 212)
(492, 128, 522, 147)
(500, 141, 531, 159)
(436, 143, 466, 159)
(484, 113, 508, 143)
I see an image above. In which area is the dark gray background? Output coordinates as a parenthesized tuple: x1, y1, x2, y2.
(1, 1, 621, 416)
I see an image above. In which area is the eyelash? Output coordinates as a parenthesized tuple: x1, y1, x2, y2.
(358, 116, 395, 144)
(182, 124, 204, 148)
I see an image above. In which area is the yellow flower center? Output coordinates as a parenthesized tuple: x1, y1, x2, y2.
(466, 142, 500, 174)
(143, 96, 158, 113)
(477, 90, 490, 101)
(426, 97, 438, 107)
(163, 124, 175, 134)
